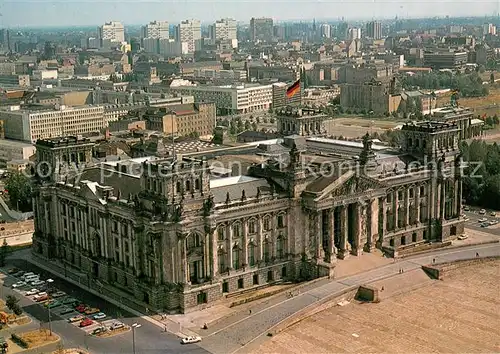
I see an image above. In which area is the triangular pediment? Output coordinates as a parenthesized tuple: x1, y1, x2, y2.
(314, 172, 385, 201)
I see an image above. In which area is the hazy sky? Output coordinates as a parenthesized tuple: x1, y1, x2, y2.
(2, 0, 499, 28)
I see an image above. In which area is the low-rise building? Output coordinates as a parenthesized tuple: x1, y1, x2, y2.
(0, 138, 35, 165)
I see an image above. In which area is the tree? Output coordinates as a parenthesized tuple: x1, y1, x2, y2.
(269, 117, 275, 124)
(5, 295, 22, 316)
(5, 173, 32, 212)
(251, 122, 258, 131)
(0, 239, 9, 267)
(244, 120, 251, 131)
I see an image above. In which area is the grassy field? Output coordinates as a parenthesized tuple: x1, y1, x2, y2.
(436, 85, 500, 117)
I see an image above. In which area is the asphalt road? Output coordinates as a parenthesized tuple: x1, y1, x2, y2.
(463, 209, 500, 235)
(197, 242, 500, 354)
(1, 261, 208, 354)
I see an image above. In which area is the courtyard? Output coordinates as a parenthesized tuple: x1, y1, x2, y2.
(253, 259, 500, 353)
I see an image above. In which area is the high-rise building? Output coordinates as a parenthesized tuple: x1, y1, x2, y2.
(348, 27, 362, 40)
(141, 21, 169, 40)
(175, 19, 202, 53)
(320, 24, 331, 38)
(250, 17, 273, 42)
(365, 21, 382, 39)
(483, 23, 497, 36)
(98, 21, 125, 43)
(209, 18, 237, 40)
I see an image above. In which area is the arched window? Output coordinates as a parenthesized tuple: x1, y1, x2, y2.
(195, 179, 200, 190)
(217, 249, 225, 274)
(176, 181, 181, 194)
(187, 233, 201, 249)
(248, 219, 256, 234)
(185, 180, 191, 192)
(233, 222, 241, 238)
(217, 226, 225, 241)
(232, 245, 241, 270)
(408, 137, 413, 147)
(248, 242, 256, 266)
(263, 216, 271, 231)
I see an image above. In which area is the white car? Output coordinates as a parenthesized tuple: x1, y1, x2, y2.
(479, 209, 486, 215)
(180, 336, 202, 344)
(25, 288, 40, 296)
(457, 234, 468, 240)
(12, 281, 26, 288)
(31, 280, 45, 286)
(109, 322, 124, 330)
(93, 312, 106, 320)
(478, 218, 488, 223)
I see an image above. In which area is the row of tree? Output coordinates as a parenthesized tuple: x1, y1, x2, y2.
(460, 140, 500, 210)
(400, 72, 489, 97)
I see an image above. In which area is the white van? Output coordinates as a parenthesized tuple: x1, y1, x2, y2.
(24, 275, 40, 283)
(21, 272, 35, 280)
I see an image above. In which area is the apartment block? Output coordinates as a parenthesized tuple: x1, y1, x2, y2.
(141, 21, 169, 40)
(365, 21, 382, 39)
(175, 20, 202, 53)
(209, 18, 237, 41)
(99, 21, 125, 43)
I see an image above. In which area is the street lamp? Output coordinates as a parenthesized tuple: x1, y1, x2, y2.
(131, 323, 141, 354)
(46, 279, 54, 336)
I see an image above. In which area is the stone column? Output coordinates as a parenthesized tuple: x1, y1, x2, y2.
(353, 203, 363, 256)
(365, 198, 378, 252)
(243, 219, 249, 266)
(257, 217, 263, 261)
(405, 188, 410, 226)
(338, 205, 349, 259)
(440, 181, 446, 220)
(208, 227, 219, 278)
(316, 211, 324, 260)
(328, 208, 336, 262)
(227, 223, 233, 270)
(454, 179, 459, 217)
(416, 185, 421, 224)
(271, 214, 277, 260)
(377, 197, 387, 248)
(394, 191, 399, 229)
(178, 237, 186, 284)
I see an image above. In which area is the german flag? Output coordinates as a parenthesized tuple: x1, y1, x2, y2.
(286, 79, 301, 98)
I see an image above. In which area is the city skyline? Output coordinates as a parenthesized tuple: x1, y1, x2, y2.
(1, 0, 499, 28)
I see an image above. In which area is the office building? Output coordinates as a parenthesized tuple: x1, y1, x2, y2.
(250, 17, 273, 42)
(320, 24, 331, 38)
(169, 82, 273, 114)
(348, 27, 362, 40)
(365, 21, 382, 39)
(175, 20, 202, 53)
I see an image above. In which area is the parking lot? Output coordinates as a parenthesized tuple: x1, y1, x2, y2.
(0, 255, 208, 354)
(4, 267, 129, 339)
(463, 206, 500, 233)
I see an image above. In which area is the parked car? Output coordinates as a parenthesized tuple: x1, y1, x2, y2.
(45, 300, 62, 309)
(92, 326, 107, 335)
(13, 271, 25, 278)
(51, 291, 66, 298)
(59, 307, 74, 315)
(463, 206, 470, 211)
(7, 268, 19, 274)
(481, 222, 489, 228)
(479, 209, 486, 215)
(79, 318, 93, 327)
(85, 308, 100, 315)
(0, 336, 7, 350)
(25, 289, 40, 296)
(181, 336, 202, 344)
(109, 322, 125, 330)
(68, 315, 85, 323)
(31, 280, 45, 287)
(62, 297, 79, 306)
(75, 304, 89, 313)
(457, 234, 468, 240)
(34, 294, 49, 302)
(479, 218, 488, 223)
(490, 211, 496, 217)
(92, 312, 106, 320)
(12, 281, 26, 288)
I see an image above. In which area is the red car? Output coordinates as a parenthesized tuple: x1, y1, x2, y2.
(76, 304, 88, 313)
(79, 318, 93, 327)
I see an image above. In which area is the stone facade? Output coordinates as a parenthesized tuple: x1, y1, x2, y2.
(31, 121, 466, 313)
